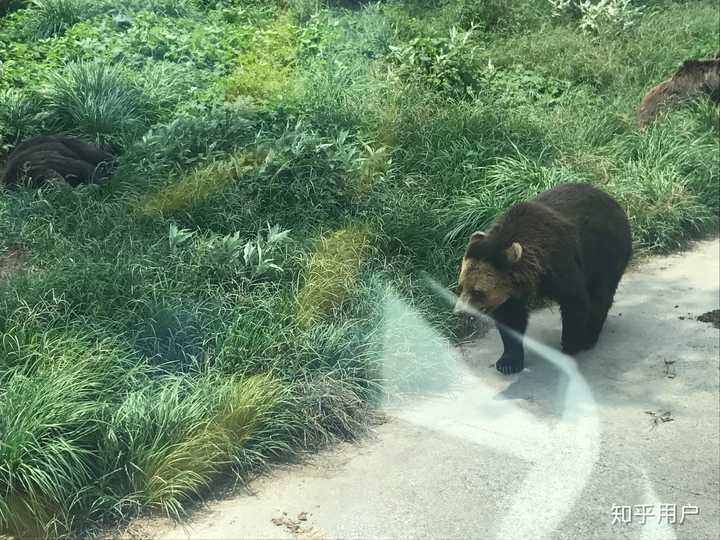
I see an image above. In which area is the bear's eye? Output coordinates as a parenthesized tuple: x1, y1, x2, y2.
(472, 290, 485, 300)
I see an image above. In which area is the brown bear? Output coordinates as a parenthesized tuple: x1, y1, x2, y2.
(453, 183, 632, 374)
(1, 135, 115, 188)
(637, 54, 720, 127)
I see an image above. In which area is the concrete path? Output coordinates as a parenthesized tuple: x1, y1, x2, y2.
(131, 239, 720, 540)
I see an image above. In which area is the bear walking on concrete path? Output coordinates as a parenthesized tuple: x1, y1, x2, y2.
(1, 135, 115, 188)
(637, 53, 720, 128)
(453, 183, 632, 375)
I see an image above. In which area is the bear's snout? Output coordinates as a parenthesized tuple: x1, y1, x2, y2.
(452, 297, 476, 318)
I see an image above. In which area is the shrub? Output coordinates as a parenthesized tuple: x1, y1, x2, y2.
(578, 0, 643, 34)
(240, 125, 362, 225)
(387, 26, 481, 98)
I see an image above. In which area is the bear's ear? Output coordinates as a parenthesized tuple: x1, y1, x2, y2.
(504, 242, 522, 264)
(469, 231, 486, 242)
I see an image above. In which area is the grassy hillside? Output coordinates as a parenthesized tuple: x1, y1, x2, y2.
(0, 0, 718, 537)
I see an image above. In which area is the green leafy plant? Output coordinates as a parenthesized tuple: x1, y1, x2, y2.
(201, 223, 292, 278)
(387, 26, 481, 98)
(578, 0, 643, 34)
(168, 224, 196, 251)
(548, 0, 644, 34)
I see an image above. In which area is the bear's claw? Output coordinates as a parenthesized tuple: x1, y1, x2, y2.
(495, 354, 523, 375)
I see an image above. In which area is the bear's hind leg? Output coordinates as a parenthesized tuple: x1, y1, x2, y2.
(559, 293, 592, 354)
(586, 281, 619, 347)
(46, 156, 97, 186)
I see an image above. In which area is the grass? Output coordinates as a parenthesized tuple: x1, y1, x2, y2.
(137, 154, 255, 218)
(0, 0, 718, 537)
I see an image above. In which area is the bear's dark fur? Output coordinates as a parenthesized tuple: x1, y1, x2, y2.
(637, 55, 720, 127)
(2, 135, 115, 188)
(454, 183, 632, 375)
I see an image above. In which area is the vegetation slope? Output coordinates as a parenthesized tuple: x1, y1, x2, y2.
(0, 0, 718, 537)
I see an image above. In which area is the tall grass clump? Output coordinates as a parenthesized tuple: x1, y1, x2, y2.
(296, 226, 370, 327)
(133, 62, 209, 122)
(443, 151, 579, 244)
(287, 0, 324, 23)
(298, 57, 379, 134)
(0, 89, 45, 151)
(0, 331, 141, 538)
(444, 0, 547, 32)
(0, 309, 296, 534)
(604, 118, 720, 250)
(44, 60, 149, 148)
(104, 373, 288, 518)
(25, 0, 88, 39)
(607, 162, 712, 252)
(0, 367, 98, 538)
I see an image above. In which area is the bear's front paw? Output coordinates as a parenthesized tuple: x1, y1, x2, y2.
(496, 354, 523, 375)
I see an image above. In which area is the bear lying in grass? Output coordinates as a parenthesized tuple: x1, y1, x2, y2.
(453, 183, 632, 375)
(2, 135, 115, 188)
(637, 53, 720, 127)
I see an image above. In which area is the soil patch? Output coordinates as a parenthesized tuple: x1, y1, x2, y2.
(0, 248, 23, 278)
